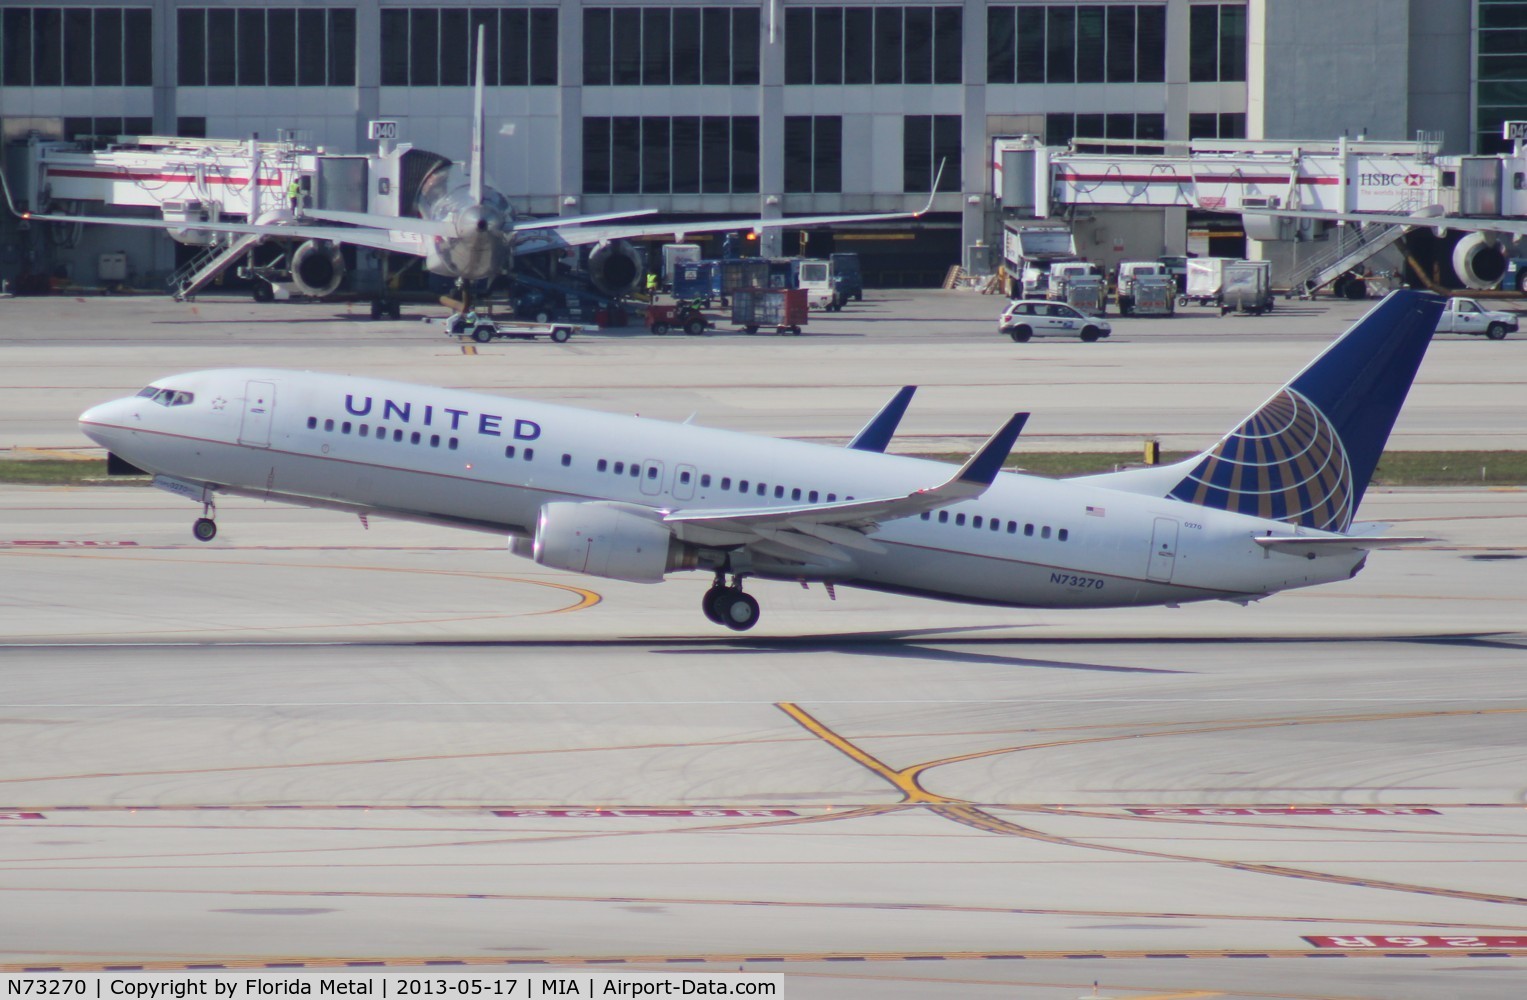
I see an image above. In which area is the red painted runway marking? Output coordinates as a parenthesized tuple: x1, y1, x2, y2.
(0, 812, 45, 820)
(1306, 935, 1527, 949)
(3, 540, 140, 547)
(492, 808, 799, 818)
(1128, 807, 1442, 817)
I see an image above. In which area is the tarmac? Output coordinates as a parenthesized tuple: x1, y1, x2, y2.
(2, 289, 1526, 998)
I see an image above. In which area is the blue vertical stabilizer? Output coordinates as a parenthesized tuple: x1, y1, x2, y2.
(1166, 290, 1443, 531)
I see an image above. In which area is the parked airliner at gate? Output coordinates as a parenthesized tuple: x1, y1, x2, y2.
(79, 291, 1443, 630)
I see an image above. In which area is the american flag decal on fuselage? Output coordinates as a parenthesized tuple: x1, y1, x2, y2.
(1167, 387, 1354, 532)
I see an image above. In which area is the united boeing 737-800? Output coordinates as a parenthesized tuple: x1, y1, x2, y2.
(78, 291, 1443, 630)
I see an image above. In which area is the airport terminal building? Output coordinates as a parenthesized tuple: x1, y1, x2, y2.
(0, 0, 1504, 285)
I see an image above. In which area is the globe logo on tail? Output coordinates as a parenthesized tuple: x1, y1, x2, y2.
(1168, 388, 1354, 532)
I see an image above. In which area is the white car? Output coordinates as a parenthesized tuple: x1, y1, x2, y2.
(998, 299, 1113, 342)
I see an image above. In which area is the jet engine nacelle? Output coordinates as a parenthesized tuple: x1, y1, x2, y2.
(1452, 231, 1509, 290)
(587, 239, 643, 297)
(532, 501, 698, 583)
(290, 239, 346, 297)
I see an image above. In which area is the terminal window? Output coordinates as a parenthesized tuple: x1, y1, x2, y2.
(583, 7, 758, 87)
(381, 7, 556, 87)
(2, 7, 152, 87)
(1046, 112, 1165, 151)
(1188, 2, 1247, 83)
(904, 115, 962, 193)
(1477, 2, 1527, 153)
(178, 7, 355, 86)
(784, 116, 842, 194)
(785, 6, 961, 85)
(584, 116, 759, 195)
(987, 4, 1165, 85)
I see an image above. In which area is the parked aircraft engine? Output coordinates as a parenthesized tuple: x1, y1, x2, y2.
(290, 240, 346, 297)
(532, 501, 698, 583)
(1451, 232, 1509, 290)
(587, 239, 643, 297)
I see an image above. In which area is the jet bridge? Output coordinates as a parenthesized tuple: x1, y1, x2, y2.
(6, 131, 427, 295)
(990, 134, 1527, 292)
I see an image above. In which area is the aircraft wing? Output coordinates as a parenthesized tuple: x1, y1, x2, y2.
(15, 208, 420, 254)
(539, 177, 944, 249)
(1243, 206, 1527, 237)
(663, 413, 1027, 554)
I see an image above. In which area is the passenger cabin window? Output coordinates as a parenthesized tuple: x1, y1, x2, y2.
(1058, 528, 1069, 541)
(679, 470, 691, 484)
(307, 417, 317, 429)
(598, 459, 608, 472)
(562, 454, 572, 466)
(324, 419, 335, 432)
(721, 477, 732, 490)
(1041, 526, 1051, 539)
(505, 445, 517, 458)
(614, 461, 624, 474)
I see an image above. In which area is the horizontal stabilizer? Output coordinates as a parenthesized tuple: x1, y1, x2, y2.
(513, 208, 660, 231)
(301, 208, 456, 238)
(847, 386, 917, 452)
(1253, 534, 1433, 558)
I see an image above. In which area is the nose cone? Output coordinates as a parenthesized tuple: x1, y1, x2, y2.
(78, 397, 132, 449)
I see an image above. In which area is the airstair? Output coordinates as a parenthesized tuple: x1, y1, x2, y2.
(167, 232, 264, 301)
(1284, 221, 1408, 299)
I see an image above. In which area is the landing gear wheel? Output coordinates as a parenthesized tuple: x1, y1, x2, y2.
(716, 590, 760, 631)
(252, 282, 275, 303)
(192, 517, 218, 542)
(370, 299, 383, 319)
(387, 301, 402, 320)
(701, 586, 728, 625)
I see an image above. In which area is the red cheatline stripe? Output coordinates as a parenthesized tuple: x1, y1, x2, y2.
(46, 168, 283, 186)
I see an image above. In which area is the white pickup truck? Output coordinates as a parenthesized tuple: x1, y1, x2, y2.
(1437, 298, 1518, 340)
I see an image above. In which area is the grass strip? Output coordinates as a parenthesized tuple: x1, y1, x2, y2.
(2, 452, 1525, 487)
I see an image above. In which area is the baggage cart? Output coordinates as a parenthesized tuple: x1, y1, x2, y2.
(446, 315, 575, 343)
(732, 288, 808, 335)
(1183, 257, 1232, 307)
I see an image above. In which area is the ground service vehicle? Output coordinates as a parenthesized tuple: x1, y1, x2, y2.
(1434, 297, 1519, 339)
(1116, 261, 1174, 315)
(830, 252, 864, 301)
(794, 258, 838, 310)
(1048, 261, 1107, 315)
(446, 315, 574, 343)
(999, 299, 1112, 342)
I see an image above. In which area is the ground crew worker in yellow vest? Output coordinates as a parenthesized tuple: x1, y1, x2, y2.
(288, 177, 301, 212)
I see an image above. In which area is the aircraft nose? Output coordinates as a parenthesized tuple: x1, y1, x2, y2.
(78, 397, 133, 448)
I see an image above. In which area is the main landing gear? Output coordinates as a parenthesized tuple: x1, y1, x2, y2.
(702, 572, 760, 631)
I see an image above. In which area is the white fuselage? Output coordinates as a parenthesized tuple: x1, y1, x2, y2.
(79, 369, 1369, 610)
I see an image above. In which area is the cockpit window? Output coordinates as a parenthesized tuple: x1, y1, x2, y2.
(141, 387, 194, 407)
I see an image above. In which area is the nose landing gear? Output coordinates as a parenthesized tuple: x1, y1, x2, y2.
(702, 572, 760, 631)
(192, 498, 217, 541)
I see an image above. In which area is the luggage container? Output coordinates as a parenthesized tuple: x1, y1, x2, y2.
(661, 243, 701, 285)
(1183, 257, 1233, 307)
(732, 288, 808, 335)
(672, 260, 722, 305)
(1221, 260, 1275, 315)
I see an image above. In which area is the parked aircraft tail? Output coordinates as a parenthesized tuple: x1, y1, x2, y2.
(1080, 289, 1444, 531)
(469, 24, 486, 204)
